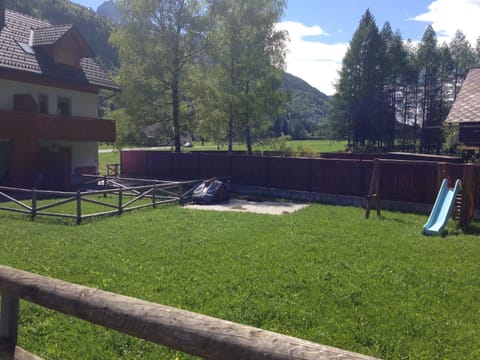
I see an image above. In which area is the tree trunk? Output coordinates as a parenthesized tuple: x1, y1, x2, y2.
(172, 73, 181, 153)
(228, 103, 233, 154)
(245, 124, 252, 155)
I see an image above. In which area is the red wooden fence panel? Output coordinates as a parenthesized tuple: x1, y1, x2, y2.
(119, 151, 480, 210)
(171, 153, 201, 180)
(231, 156, 269, 186)
(145, 151, 171, 179)
(379, 162, 438, 203)
(310, 159, 372, 196)
(120, 150, 146, 177)
(199, 154, 231, 179)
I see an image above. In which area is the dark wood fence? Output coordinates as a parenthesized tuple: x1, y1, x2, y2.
(120, 151, 480, 210)
(0, 177, 200, 224)
(0, 265, 379, 360)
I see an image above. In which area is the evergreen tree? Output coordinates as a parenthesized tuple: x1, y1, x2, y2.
(380, 24, 409, 149)
(450, 30, 475, 100)
(331, 9, 387, 150)
(476, 37, 480, 64)
(417, 25, 441, 153)
(399, 40, 420, 151)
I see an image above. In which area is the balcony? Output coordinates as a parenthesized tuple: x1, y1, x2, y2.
(0, 110, 115, 142)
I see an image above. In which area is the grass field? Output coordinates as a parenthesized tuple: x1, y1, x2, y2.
(1, 202, 479, 359)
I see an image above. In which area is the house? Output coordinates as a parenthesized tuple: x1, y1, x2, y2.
(0, 0, 119, 190)
(445, 67, 480, 147)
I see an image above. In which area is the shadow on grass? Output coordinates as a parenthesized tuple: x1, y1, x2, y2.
(461, 222, 480, 236)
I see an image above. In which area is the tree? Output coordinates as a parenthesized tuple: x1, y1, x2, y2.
(204, 0, 287, 154)
(476, 36, 480, 64)
(331, 9, 387, 150)
(398, 39, 420, 151)
(417, 25, 441, 153)
(381, 24, 409, 149)
(111, 0, 213, 152)
(450, 30, 475, 100)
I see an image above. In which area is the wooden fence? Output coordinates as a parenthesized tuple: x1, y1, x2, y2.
(121, 151, 480, 210)
(0, 177, 200, 224)
(0, 266, 379, 360)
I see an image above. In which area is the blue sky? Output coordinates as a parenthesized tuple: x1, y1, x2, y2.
(74, 0, 480, 95)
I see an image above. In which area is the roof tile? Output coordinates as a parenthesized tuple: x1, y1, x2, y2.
(0, 9, 119, 91)
(446, 67, 480, 124)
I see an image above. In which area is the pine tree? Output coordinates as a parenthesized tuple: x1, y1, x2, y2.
(417, 25, 441, 153)
(331, 9, 387, 150)
(450, 30, 475, 100)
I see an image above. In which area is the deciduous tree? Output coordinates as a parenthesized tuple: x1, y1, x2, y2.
(112, 0, 213, 152)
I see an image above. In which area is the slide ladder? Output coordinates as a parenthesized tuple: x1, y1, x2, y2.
(423, 178, 462, 236)
(452, 192, 463, 221)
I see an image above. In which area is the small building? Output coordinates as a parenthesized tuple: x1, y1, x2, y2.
(445, 67, 480, 147)
(0, 1, 119, 189)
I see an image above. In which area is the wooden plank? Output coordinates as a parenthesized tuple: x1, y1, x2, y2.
(14, 346, 44, 360)
(35, 197, 76, 212)
(0, 207, 31, 215)
(0, 266, 379, 360)
(0, 192, 31, 211)
(0, 294, 19, 359)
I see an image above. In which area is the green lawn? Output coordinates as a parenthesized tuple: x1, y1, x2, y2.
(186, 139, 347, 154)
(1, 203, 479, 359)
(98, 150, 120, 175)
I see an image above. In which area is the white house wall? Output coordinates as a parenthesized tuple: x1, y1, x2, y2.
(0, 79, 98, 117)
(40, 140, 98, 173)
(0, 78, 102, 178)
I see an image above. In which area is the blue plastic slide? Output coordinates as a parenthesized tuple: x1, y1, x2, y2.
(423, 178, 462, 235)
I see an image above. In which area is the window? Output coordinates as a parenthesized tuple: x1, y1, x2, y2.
(39, 94, 49, 114)
(17, 41, 35, 55)
(57, 97, 71, 116)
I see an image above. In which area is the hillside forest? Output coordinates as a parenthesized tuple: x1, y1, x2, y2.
(7, 1, 480, 154)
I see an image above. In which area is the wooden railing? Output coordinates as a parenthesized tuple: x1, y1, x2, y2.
(0, 177, 200, 224)
(0, 266, 379, 360)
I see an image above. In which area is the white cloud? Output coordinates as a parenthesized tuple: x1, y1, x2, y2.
(277, 21, 348, 96)
(411, 0, 480, 44)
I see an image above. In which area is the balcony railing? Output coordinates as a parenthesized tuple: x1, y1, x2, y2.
(0, 110, 115, 142)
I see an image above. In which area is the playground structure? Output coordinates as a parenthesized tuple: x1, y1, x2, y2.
(365, 159, 475, 229)
(423, 179, 462, 235)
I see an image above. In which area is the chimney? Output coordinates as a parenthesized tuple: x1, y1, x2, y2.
(0, 0, 5, 30)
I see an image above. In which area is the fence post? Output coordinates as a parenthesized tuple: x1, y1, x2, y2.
(31, 188, 37, 221)
(76, 190, 82, 225)
(103, 175, 108, 198)
(152, 184, 157, 208)
(118, 188, 123, 215)
(460, 164, 474, 228)
(0, 294, 19, 358)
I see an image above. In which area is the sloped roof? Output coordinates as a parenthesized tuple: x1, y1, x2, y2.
(0, 9, 119, 91)
(445, 67, 480, 124)
(30, 24, 73, 46)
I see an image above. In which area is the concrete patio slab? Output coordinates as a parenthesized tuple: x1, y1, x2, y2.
(184, 199, 309, 215)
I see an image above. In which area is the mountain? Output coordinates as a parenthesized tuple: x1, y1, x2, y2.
(277, 72, 330, 138)
(96, 0, 122, 25)
(6, 0, 119, 68)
